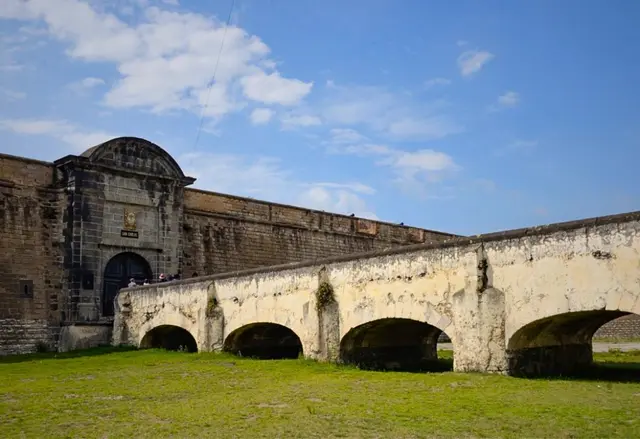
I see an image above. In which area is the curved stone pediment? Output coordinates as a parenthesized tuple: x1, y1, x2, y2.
(81, 137, 189, 181)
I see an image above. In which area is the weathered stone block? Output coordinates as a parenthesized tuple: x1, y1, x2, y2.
(58, 324, 113, 352)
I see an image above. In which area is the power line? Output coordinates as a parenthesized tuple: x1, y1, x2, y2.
(193, 0, 236, 151)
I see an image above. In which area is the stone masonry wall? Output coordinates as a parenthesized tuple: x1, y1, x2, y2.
(594, 314, 640, 339)
(182, 189, 455, 275)
(0, 154, 65, 355)
(0, 319, 52, 355)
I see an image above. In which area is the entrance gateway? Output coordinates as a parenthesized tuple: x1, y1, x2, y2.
(102, 252, 152, 316)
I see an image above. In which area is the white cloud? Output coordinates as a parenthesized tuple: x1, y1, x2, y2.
(343, 143, 394, 156)
(389, 149, 457, 173)
(309, 182, 376, 195)
(497, 91, 519, 107)
(0, 88, 26, 100)
(494, 139, 537, 156)
(240, 71, 313, 106)
(0, 118, 115, 151)
(457, 50, 494, 76)
(161, 0, 179, 5)
(324, 126, 459, 188)
(1, 0, 313, 122)
(487, 91, 521, 113)
(321, 83, 461, 141)
(68, 76, 106, 94)
(387, 116, 461, 141)
(180, 150, 378, 218)
(298, 186, 378, 220)
(424, 77, 451, 89)
(280, 113, 322, 129)
(250, 107, 274, 125)
(81, 77, 105, 88)
(327, 128, 368, 145)
(322, 84, 396, 128)
(180, 152, 291, 197)
(0, 62, 24, 72)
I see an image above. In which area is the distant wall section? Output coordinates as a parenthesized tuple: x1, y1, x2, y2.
(181, 189, 456, 275)
(0, 154, 64, 354)
(594, 314, 640, 340)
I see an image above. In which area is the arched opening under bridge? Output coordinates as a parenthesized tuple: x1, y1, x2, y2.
(140, 325, 198, 353)
(339, 318, 452, 372)
(507, 310, 640, 379)
(223, 323, 303, 359)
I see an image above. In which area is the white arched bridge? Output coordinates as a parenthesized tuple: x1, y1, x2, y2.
(113, 211, 640, 376)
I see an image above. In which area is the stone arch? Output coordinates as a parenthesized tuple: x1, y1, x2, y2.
(102, 251, 152, 316)
(140, 324, 198, 352)
(507, 309, 639, 377)
(81, 137, 190, 181)
(134, 306, 201, 351)
(339, 318, 452, 371)
(223, 322, 304, 359)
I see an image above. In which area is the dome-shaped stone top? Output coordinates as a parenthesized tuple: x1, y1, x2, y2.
(80, 136, 189, 180)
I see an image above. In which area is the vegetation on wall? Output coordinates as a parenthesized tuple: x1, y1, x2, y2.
(205, 296, 222, 319)
(315, 281, 336, 312)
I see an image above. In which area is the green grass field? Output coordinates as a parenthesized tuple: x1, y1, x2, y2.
(1, 348, 639, 439)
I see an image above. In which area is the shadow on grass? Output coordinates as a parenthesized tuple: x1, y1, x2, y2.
(0, 345, 138, 364)
(512, 361, 640, 383)
(351, 358, 454, 373)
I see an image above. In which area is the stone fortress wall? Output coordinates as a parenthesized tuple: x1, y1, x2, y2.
(0, 137, 458, 355)
(0, 155, 65, 354)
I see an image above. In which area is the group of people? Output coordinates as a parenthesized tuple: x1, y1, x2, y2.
(127, 272, 187, 288)
(157, 272, 182, 282)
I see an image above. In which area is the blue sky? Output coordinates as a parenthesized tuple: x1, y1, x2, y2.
(1, 0, 639, 235)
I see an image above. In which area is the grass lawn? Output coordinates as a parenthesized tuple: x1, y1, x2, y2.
(1, 348, 639, 439)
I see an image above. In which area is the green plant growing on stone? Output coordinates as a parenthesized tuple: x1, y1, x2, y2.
(206, 296, 222, 319)
(315, 281, 336, 312)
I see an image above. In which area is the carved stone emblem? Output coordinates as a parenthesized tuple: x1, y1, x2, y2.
(123, 208, 137, 230)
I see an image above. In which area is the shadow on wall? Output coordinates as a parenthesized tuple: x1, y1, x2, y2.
(339, 318, 453, 372)
(223, 322, 303, 359)
(140, 325, 198, 353)
(507, 310, 640, 382)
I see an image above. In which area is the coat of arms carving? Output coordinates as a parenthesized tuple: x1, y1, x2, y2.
(123, 208, 137, 230)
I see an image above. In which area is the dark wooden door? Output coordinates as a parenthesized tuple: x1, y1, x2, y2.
(102, 252, 152, 316)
